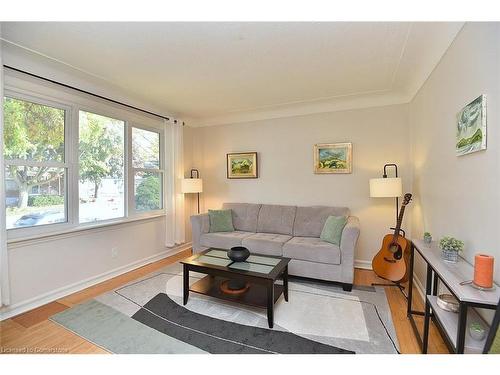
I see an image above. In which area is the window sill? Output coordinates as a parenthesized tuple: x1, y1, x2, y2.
(7, 213, 166, 248)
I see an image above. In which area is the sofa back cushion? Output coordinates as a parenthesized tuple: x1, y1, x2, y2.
(293, 206, 350, 237)
(257, 204, 297, 235)
(222, 203, 261, 232)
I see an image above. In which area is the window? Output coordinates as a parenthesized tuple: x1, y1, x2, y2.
(3, 76, 166, 238)
(3, 97, 67, 229)
(78, 111, 125, 223)
(132, 127, 163, 212)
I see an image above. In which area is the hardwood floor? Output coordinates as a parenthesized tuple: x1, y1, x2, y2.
(1, 250, 449, 354)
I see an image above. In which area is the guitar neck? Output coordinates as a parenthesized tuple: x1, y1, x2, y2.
(393, 204, 406, 240)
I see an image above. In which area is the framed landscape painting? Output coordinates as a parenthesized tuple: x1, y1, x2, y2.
(314, 143, 352, 174)
(227, 152, 258, 179)
(456, 95, 487, 156)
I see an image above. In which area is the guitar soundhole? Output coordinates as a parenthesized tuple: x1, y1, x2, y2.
(389, 243, 402, 260)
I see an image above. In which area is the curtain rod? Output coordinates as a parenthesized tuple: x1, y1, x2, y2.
(2, 64, 184, 125)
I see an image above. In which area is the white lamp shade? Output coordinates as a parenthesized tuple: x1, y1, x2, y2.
(369, 177, 402, 198)
(181, 178, 203, 193)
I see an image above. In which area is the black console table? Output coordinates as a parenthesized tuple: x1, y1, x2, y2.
(407, 239, 500, 354)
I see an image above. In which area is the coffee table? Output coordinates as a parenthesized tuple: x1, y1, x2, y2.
(181, 248, 290, 328)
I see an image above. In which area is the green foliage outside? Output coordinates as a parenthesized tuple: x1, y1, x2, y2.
(28, 195, 65, 207)
(3, 97, 65, 208)
(78, 112, 124, 199)
(135, 176, 161, 211)
(4, 98, 161, 215)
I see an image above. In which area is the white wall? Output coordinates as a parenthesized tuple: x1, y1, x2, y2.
(0, 44, 193, 320)
(193, 105, 412, 265)
(3, 218, 170, 316)
(410, 23, 500, 286)
(1, 125, 195, 319)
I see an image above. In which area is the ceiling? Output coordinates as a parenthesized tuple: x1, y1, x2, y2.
(1, 22, 463, 126)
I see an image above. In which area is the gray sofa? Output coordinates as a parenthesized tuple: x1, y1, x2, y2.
(190, 203, 360, 291)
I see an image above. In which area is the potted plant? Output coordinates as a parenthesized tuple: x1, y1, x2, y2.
(439, 236, 464, 263)
(423, 232, 432, 244)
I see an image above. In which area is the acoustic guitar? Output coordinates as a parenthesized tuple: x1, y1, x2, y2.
(372, 193, 413, 283)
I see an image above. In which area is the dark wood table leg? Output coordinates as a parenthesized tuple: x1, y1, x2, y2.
(267, 281, 274, 328)
(422, 263, 433, 354)
(183, 264, 189, 305)
(283, 265, 289, 302)
(456, 302, 468, 354)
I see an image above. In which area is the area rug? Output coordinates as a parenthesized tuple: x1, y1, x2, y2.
(50, 262, 399, 354)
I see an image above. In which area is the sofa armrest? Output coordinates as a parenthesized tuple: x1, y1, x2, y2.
(190, 213, 210, 253)
(339, 216, 360, 284)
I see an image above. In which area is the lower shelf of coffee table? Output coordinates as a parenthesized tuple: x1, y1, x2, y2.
(189, 275, 283, 309)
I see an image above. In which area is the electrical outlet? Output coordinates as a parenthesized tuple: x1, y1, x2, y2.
(111, 247, 118, 258)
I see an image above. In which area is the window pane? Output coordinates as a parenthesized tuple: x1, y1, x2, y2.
(5, 166, 66, 229)
(3, 97, 65, 162)
(79, 111, 125, 223)
(132, 127, 160, 169)
(134, 171, 162, 211)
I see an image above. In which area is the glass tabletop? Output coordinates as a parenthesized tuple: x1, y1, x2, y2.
(191, 248, 283, 275)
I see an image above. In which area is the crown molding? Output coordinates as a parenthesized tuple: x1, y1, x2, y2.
(185, 22, 464, 128)
(185, 89, 413, 127)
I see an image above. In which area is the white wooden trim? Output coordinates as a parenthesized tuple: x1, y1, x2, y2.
(7, 214, 166, 248)
(412, 273, 426, 302)
(354, 259, 372, 270)
(0, 242, 192, 321)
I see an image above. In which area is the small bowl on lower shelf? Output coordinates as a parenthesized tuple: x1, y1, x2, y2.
(469, 324, 486, 341)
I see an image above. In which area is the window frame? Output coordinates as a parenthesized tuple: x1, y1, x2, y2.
(4, 75, 166, 241)
(3, 90, 72, 237)
(129, 123, 165, 217)
(77, 108, 127, 224)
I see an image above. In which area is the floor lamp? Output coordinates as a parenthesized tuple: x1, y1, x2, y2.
(369, 163, 402, 224)
(181, 169, 203, 214)
(369, 164, 406, 296)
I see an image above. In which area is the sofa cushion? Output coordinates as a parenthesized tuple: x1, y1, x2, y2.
(257, 204, 296, 235)
(283, 237, 341, 265)
(222, 203, 261, 232)
(200, 231, 253, 249)
(293, 206, 350, 237)
(208, 209, 234, 232)
(242, 233, 291, 257)
(320, 215, 347, 246)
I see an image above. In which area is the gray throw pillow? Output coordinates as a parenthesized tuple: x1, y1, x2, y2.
(320, 215, 347, 246)
(208, 209, 235, 233)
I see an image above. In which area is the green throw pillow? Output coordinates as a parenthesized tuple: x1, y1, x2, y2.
(208, 209, 235, 233)
(320, 215, 348, 246)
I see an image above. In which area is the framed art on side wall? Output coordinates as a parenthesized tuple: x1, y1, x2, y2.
(314, 143, 352, 174)
(227, 152, 258, 179)
(456, 94, 487, 156)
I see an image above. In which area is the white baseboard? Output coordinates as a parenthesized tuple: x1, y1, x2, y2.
(412, 273, 426, 302)
(0, 242, 192, 321)
(354, 259, 372, 270)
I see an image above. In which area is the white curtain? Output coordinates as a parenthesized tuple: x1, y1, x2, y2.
(164, 118, 185, 247)
(0, 30, 11, 307)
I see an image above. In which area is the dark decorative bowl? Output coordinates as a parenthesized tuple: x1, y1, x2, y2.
(228, 246, 250, 262)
